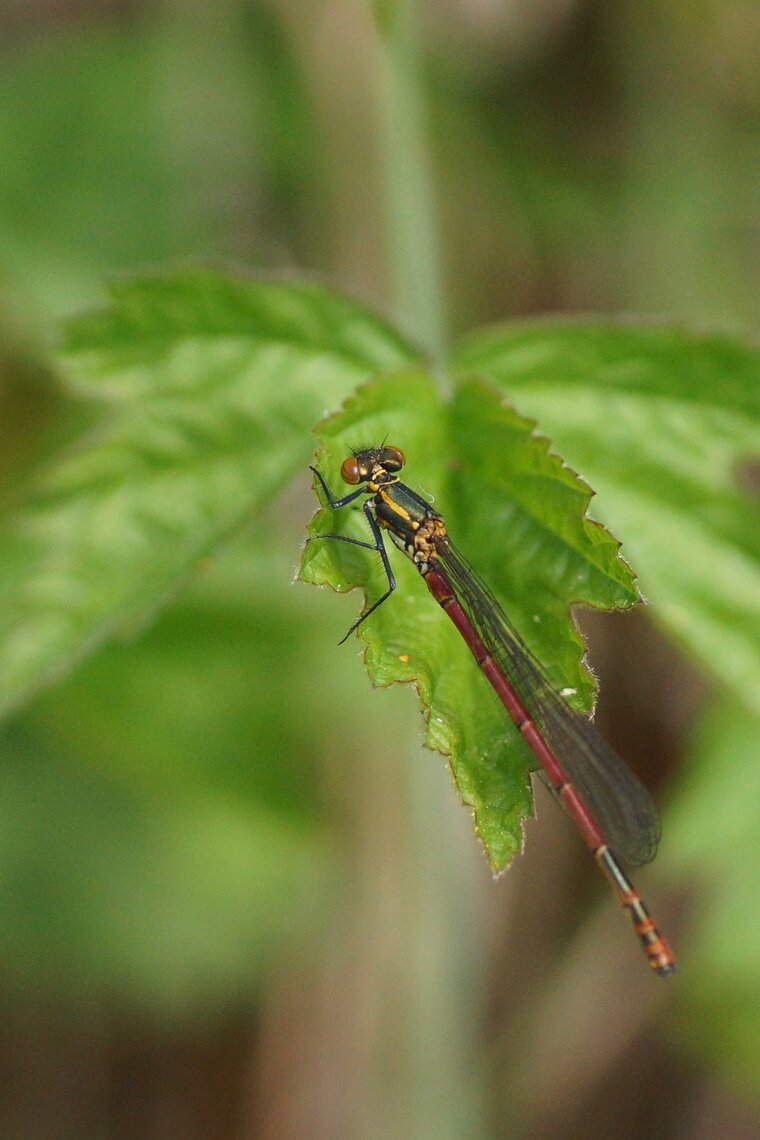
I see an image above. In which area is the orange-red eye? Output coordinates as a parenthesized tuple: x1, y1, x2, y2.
(384, 446, 406, 471)
(341, 456, 361, 484)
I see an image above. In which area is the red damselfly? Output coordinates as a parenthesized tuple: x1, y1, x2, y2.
(308, 445, 675, 975)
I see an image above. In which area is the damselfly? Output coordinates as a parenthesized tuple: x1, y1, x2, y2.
(308, 445, 675, 975)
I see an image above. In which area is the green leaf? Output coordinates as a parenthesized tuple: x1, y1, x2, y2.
(0, 267, 420, 717)
(664, 695, 760, 1094)
(453, 321, 760, 714)
(300, 369, 637, 869)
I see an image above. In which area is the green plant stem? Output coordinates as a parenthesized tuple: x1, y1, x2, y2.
(375, 1, 448, 368)
(371, 9, 484, 1138)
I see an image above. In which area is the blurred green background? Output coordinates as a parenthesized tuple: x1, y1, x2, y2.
(1, 2, 760, 1138)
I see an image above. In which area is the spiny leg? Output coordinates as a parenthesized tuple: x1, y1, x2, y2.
(310, 465, 365, 510)
(307, 476, 397, 643)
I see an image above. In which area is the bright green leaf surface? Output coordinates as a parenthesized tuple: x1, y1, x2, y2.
(0, 267, 419, 717)
(300, 370, 638, 869)
(453, 321, 760, 713)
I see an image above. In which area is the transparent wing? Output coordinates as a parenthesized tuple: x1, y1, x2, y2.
(437, 539, 660, 866)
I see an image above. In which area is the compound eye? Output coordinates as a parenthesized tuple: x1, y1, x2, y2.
(384, 446, 406, 471)
(340, 455, 362, 484)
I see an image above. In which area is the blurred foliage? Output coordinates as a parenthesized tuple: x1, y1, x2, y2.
(0, 9, 313, 327)
(0, 1, 760, 1135)
(0, 519, 362, 1013)
(667, 693, 760, 1095)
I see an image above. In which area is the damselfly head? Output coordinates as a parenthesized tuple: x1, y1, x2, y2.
(340, 445, 406, 485)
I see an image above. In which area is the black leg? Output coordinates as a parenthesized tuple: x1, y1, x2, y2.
(333, 501, 396, 644)
(307, 470, 397, 643)
(310, 466, 366, 510)
(305, 533, 379, 553)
